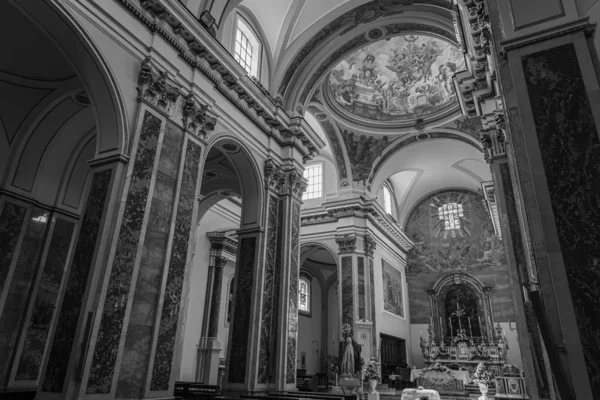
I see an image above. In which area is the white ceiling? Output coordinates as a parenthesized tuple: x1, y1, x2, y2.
(375, 138, 490, 226)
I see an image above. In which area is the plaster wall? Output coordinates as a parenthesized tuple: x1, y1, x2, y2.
(297, 279, 322, 375)
(179, 202, 240, 381)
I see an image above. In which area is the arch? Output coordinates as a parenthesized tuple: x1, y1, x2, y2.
(10, 0, 128, 157)
(300, 241, 339, 266)
(432, 272, 487, 297)
(203, 135, 264, 228)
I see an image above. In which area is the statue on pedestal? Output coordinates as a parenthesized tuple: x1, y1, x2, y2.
(338, 331, 362, 378)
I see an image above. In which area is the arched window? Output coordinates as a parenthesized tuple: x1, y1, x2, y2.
(302, 163, 323, 200)
(382, 185, 393, 215)
(437, 202, 464, 230)
(233, 16, 261, 78)
(298, 277, 311, 315)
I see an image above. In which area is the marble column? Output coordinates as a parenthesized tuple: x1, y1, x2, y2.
(41, 164, 120, 396)
(365, 233, 377, 358)
(204, 256, 227, 385)
(335, 234, 358, 333)
(492, 12, 597, 397)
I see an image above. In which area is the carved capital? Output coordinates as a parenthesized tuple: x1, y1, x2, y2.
(335, 234, 357, 254)
(494, 112, 507, 143)
(182, 96, 217, 138)
(364, 233, 376, 257)
(287, 168, 308, 199)
(264, 158, 285, 192)
(137, 58, 180, 115)
(214, 256, 228, 269)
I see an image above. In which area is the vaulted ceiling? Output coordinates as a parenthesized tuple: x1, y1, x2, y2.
(215, 0, 491, 224)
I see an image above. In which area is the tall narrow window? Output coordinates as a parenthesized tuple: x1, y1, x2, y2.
(299, 277, 310, 314)
(234, 17, 260, 77)
(382, 185, 393, 215)
(438, 202, 464, 230)
(302, 164, 323, 200)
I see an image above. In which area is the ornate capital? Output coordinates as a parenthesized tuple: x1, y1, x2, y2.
(264, 159, 284, 192)
(364, 233, 376, 257)
(494, 112, 507, 144)
(214, 256, 228, 269)
(182, 96, 217, 138)
(137, 58, 180, 115)
(287, 168, 308, 199)
(335, 234, 357, 254)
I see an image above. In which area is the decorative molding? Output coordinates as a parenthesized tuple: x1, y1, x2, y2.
(335, 234, 357, 254)
(118, 0, 321, 159)
(182, 96, 217, 138)
(263, 159, 307, 198)
(364, 233, 376, 257)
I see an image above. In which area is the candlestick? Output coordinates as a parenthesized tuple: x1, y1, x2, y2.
(440, 316, 443, 331)
(478, 316, 482, 336)
(449, 317, 453, 338)
(430, 316, 433, 326)
(468, 317, 473, 338)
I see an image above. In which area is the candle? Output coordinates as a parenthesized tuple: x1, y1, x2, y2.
(478, 316, 482, 335)
(449, 317, 453, 338)
(468, 317, 473, 338)
(430, 316, 433, 326)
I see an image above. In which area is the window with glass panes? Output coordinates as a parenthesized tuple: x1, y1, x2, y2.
(234, 28, 253, 75)
(383, 185, 393, 215)
(438, 202, 463, 230)
(302, 164, 322, 200)
(299, 278, 310, 313)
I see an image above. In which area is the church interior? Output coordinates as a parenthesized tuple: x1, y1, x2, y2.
(0, 1, 599, 400)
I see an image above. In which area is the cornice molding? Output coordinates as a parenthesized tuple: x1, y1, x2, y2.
(116, 0, 324, 161)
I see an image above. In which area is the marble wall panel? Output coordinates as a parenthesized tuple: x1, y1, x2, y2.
(269, 199, 284, 384)
(0, 207, 48, 384)
(42, 169, 112, 392)
(499, 163, 550, 397)
(369, 258, 377, 352)
(285, 202, 301, 384)
(258, 195, 279, 384)
(341, 256, 354, 327)
(116, 121, 183, 398)
(405, 190, 513, 324)
(228, 237, 256, 384)
(522, 43, 600, 397)
(357, 257, 365, 320)
(16, 218, 75, 381)
(0, 201, 27, 297)
(149, 140, 202, 391)
(87, 111, 161, 394)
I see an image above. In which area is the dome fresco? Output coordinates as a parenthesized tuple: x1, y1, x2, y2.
(328, 34, 465, 122)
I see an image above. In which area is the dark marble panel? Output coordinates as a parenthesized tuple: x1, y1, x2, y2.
(208, 262, 224, 338)
(405, 190, 512, 324)
(42, 169, 112, 392)
(87, 111, 161, 394)
(16, 218, 75, 381)
(116, 121, 183, 398)
(0, 201, 27, 297)
(269, 199, 284, 384)
(341, 256, 354, 327)
(286, 202, 301, 384)
(258, 195, 278, 384)
(499, 163, 550, 397)
(0, 207, 48, 384)
(149, 140, 202, 391)
(369, 258, 377, 352)
(228, 237, 257, 384)
(523, 43, 600, 398)
(357, 257, 365, 320)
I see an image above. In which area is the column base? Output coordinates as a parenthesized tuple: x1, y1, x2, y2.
(203, 338, 222, 385)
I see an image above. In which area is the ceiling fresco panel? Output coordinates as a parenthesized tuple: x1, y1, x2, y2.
(328, 34, 465, 122)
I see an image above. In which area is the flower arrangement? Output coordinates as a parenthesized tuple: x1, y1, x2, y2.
(472, 362, 492, 384)
(364, 360, 380, 381)
(323, 354, 339, 374)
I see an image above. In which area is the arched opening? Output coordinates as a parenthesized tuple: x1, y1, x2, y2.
(179, 137, 263, 388)
(444, 284, 482, 338)
(0, 1, 126, 394)
(297, 243, 338, 390)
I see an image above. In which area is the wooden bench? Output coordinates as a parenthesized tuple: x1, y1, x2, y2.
(269, 391, 349, 400)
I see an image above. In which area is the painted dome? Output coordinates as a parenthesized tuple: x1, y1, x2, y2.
(327, 34, 465, 123)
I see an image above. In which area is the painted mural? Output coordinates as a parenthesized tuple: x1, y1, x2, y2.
(382, 259, 404, 318)
(328, 34, 464, 122)
(404, 190, 513, 324)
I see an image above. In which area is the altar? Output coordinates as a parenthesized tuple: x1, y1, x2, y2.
(410, 368, 471, 385)
(400, 387, 441, 400)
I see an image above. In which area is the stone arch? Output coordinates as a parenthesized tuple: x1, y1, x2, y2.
(10, 0, 128, 158)
(202, 135, 264, 229)
(429, 272, 495, 339)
